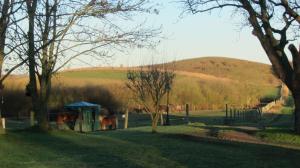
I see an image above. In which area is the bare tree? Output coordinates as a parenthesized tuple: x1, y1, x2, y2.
(0, 0, 26, 88)
(126, 65, 175, 133)
(0, 0, 24, 83)
(22, 0, 160, 130)
(180, 0, 300, 134)
(0, 0, 28, 122)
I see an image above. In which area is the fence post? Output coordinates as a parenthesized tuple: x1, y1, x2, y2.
(225, 104, 228, 119)
(79, 108, 83, 133)
(124, 109, 128, 129)
(185, 104, 190, 124)
(233, 109, 236, 120)
(30, 111, 35, 126)
(259, 107, 262, 120)
(0, 118, 5, 134)
(2, 118, 5, 129)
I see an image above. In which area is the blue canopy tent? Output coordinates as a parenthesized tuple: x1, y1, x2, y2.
(64, 101, 101, 132)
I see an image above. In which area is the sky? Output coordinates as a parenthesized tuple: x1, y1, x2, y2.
(68, 0, 272, 69)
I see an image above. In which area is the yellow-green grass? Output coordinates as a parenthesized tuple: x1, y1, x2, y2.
(56, 68, 280, 107)
(2, 104, 300, 168)
(166, 57, 279, 86)
(61, 69, 127, 80)
(1, 125, 300, 168)
(3, 57, 281, 118)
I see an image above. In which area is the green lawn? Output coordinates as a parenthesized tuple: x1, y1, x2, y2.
(1, 124, 300, 168)
(1, 110, 300, 168)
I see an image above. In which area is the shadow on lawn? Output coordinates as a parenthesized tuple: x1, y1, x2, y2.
(100, 129, 300, 168)
(4, 128, 300, 168)
(3, 131, 138, 168)
(5, 130, 184, 168)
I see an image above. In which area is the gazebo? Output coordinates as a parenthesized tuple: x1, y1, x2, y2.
(64, 101, 101, 132)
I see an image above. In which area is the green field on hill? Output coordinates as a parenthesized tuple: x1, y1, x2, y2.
(3, 57, 282, 118)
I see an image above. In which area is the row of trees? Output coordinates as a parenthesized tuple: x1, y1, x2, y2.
(0, 0, 159, 131)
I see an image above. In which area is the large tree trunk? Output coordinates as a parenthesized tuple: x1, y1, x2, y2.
(291, 76, 300, 134)
(27, 0, 40, 130)
(36, 74, 51, 131)
(0, 50, 4, 118)
(294, 94, 300, 134)
(288, 45, 300, 134)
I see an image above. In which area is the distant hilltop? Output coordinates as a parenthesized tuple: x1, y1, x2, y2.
(62, 56, 279, 86)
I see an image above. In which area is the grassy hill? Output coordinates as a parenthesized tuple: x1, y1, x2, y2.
(57, 57, 280, 105)
(3, 57, 281, 117)
(167, 57, 279, 86)
(60, 57, 279, 85)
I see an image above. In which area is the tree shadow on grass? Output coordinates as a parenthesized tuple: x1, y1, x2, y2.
(2, 126, 300, 168)
(97, 129, 300, 168)
(1, 129, 184, 168)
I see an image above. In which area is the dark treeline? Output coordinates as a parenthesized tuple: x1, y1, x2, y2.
(3, 85, 122, 119)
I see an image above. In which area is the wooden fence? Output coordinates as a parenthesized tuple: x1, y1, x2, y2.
(224, 104, 262, 125)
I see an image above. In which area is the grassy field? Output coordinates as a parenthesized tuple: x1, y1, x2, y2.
(1, 124, 300, 168)
(2, 107, 300, 168)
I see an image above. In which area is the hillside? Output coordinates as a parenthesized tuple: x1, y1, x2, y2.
(57, 56, 280, 105)
(60, 57, 279, 84)
(3, 57, 281, 117)
(167, 57, 279, 86)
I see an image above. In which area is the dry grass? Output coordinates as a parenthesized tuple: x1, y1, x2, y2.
(167, 57, 280, 86)
(3, 57, 281, 117)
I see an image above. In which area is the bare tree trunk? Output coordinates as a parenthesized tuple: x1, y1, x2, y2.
(0, 43, 4, 79)
(0, 25, 5, 104)
(151, 119, 158, 133)
(124, 108, 128, 129)
(289, 45, 300, 134)
(293, 91, 300, 134)
(0, 0, 9, 80)
(151, 113, 160, 133)
(37, 75, 51, 130)
(26, 0, 40, 130)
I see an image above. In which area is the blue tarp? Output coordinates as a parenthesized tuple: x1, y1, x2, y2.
(64, 101, 100, 109)
(63, 101, 101, 132)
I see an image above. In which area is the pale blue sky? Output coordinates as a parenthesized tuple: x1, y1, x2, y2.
(69, 0, 272, 68)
